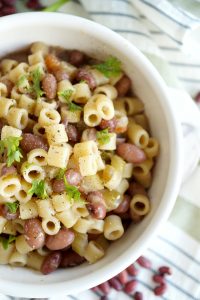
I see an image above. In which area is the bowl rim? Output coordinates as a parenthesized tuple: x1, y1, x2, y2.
(0, 12, 182, 298)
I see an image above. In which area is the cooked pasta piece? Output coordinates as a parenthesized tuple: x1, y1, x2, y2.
(98, 133, 116, 150)
(47, 143, 72, 168)
(21, 162, 45, 183)
(132, 159, 153, 177)
(73, 82, 91, 103)
(38, 108, 61, 126)
(34, 99, 57, 117)
(84, 101, 101, 127)
(51, 193, 71, 212)
(56, 208, 79, 228)
(73, 141, 98, 159)
(103, 165, 122, 190)
(18, 94, 35, 114)
(144, 137, 159, 158)
(84, 240, 104, 263)
(19, 200, 38, 220)
(13, 219, 25, 234)
(0, 59, 17, 74)
(36, 199, 55, 218)
(94, 94, 115, 120)
(41, 217, 60, 235)
(0, 174, 21, 198)
(7, 107, 28, 130)
(127, 123, 149, 149)
(61, 106, 82, 123)
(0, 216, 7, 233)
(73, 218, 93, 234)
(15, 235, 33, 254)
(2, 221, 16, 235)
(130, 194, 150, 216)
(45, 124, 68, 145)
(1, 125, 22, 139)
(79, 155, 98, 177)
(57, 79, 75, 103)
(133, 171, 152, 188)
(104, 215, 124, 240)
(8, 62, 29, 83)
(31, 42, 49, 55)
(27, 149, 48, 166)
(0, 82, 7, 97)
(90, 68, 109, 86)
(72, 232, 88, 257)
(80, 174, 104, 193)
(9, 250, 27, 267)
(28, 51, 44, 66)
(27, 251, 45, 271)
(88, 218, 104, 234)
(94, 84, 117, 100)
(134, 113, 149, 131)
(15, 179, 32, 204)
(114, 178, 129, 194)
(0, 243, 15, 264)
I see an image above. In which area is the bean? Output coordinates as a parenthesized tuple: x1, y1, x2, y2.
(24, 218, 45, 249)
(1, 165, 16, 176)
(99, 117, 117, 133)
(54, 69, 69, 81)
(91, 287, 100, 292)
(158, 266, 172, 276)
(0, 79, 14, 96)
(153, 274, 166, 285)
(52, 179, 65, 193)
(115, 75, 131, 97)
(117, 143, 146, 163)
(45, 54, 60, 72)
(66, 124, 80, 143)
(134, 291, 143, 300)
(60, 249, 85, 267)
(87, 191, 104, 204)
(42, 73, 57, 100)
(154, 283, 167, 296)
(137, 256, 152, 269)
(128, 182, 146, 197)
(0, 204, 19, 220)
(101, 296, 109, 300)
(131, 211, 143, 223)
(41, 251, 62, 275)
(118, 270, 129, 285)
(87, 202, 106, 220)
(116, 137, 126, 145)
(20, 133, 48, 153)
(68, 50, 85, 67)
(109, 277, 122, 291)
(114, 195, 130, 214)
(76, 68, 96, 89)
(124, 280, 138, 294)
(45, 228, 74, 250)
(98, 281, 111, 295)
(65, 168, 82, 186)
(126, 264, 139, 276)
(81, 128, 97, 142)
(195, 92, 200, 103)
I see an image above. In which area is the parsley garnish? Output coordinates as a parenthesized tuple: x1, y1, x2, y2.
(0, 235, 16, 250)
(0, 137, 23, 167)
(17, 74, 29, 89)
(97, 129, 111, 146)
(56, 168, 66, 180)
(5, 201, 19, 214)
(63, 175, 82, 203)
(58, 89, 82, 112)
(68, 102, 82, 112)
(30, 68, 44, 99)
(28, 180, 48, 199)
(94, 57, 121, 78)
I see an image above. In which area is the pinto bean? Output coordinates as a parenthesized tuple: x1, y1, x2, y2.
(45, 228, 75, 250)
(115, 75, 131, 97)
(87, 191, 104, 204)
(0, 78, 14, 96)
(24, 218, 45, 249)
(42, 73, 57, 100)
(65, 168, 82, 186)
(45, 54, 60, 72)
(41, 251, 62, 275)
(54, 69, 69, 81)
(1, 165, 16, 176)
(0, 204, 19, 220)
(52, 179, 65, 193)
(114, 195, 130, 214)
(76, 68, 96, 89)
(117, 143, 146, 163)
(87, 202, 106, 220)
(99, 117, 117, 133)
(81, 128, 97, 142)
(68, 50, 85, 67)
(66, 124, 80, 142)
(128, 182, 147, 197)
(60, 249, 85, 268)
(20, 133, 48, 153)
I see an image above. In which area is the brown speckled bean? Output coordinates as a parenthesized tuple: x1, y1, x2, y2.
(87, 191, 104, 204)
(66, 124, 80, 143)
(87, 202, 106, 220)
(54, 69, 69, 81)
(42, 73, 57, 100)
(20, 133, 48, 153)
(1, 165, 16, 176)
(0, 204, 19, 220)
(60, 250, 85, 268)
(117, 143, 146, 163)
(99, 117, 117, 133)
(68, 50, 85, 67)
(52, 179, 65, 193)
(114, 195, 130, 214)
(115, 75, 131, 96)
(24, 218, 45, 249)
(45, 228, 75, 250)
(65, 168, 82, 186)
(41, 251, 62, 275)
(128, 182, 147, 197)
(76, 68, 96, 89)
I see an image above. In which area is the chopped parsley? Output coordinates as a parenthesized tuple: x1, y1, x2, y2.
(5, 201, 19, 214)
(68, 102, 82, 112)
(56, 168, 66, 180)
(97, 129, 111, 146)
(17, 74, 29, 90)
(0, 137, 23, 167)
(58, 89, 82, 112)
(30, 68, 44, 98)
(94, 57, 122, 78)
(0, 235, 16, 250)
(28, 180, 48, 199)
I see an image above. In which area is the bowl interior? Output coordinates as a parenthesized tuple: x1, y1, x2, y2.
(0, 13, 181, 297)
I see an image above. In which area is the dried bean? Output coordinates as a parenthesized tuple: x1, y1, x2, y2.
(114, 195, 130, 214)
(54, 69, 69, 81)
(66, 124, 80, 142)
(65, 168, 82, 186)
(24, 218, 45, 249)
(0, 205, 19, 220)
(76, 68, 96, 89)
(134, 291, 143, 300)
(98, 281, 111, 295)
(41, 251, 62, 275)
(153, 274, 166, 285)
(126, 264, 139, 276)
(91, 286, 100, 292)
(115, 75, 131, 97)
(158, 266, 172, 276)
(137, 256, 152, 269)
(87, 191, 104, 204)
(195, 92, 200, 103)
(99, 117, 117, 133)
(154, 283, 167, 296)
(1, 165, 16, 176)
(52, 179, 65, 193)
(124, 279, 138, 294)
(118, 270, 129, 285)
(42, 73, 57, 99)
(68, 50, 85, 67)
(117, 143, 146, 163)
(60, 249, 85, 267)
(109, 278, 122, 291)
(45, 228, 74, 250)
(101, 296, 108, 300)
(20, 133, 48, 152)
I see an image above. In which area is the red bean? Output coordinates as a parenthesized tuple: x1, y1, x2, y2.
(98, 282, 111, 295)
(114, 195, 130, 214)
(99, 117, 117, 133)
(126, 264, 139, 276)
(24, 218, 45, 249)
(158, 266, 172, 276)
(52, 178, 65, 193)
(117, 143, 146, 163)
(124, 280, 138, 294)
(87, 191, 104, 204)
(20, 133, 48, 153)
(42, 73, 57, 100)
(91, 286, 100, 293)
(1, 165, 16, 176)
(87, 202, 106, 220)
(54, 69, 69, 81)
(60, 249, 85, 267)
(66, 124, 80, 142)
(109, 278, 122, 291)
(0, 204, 19, 220)
(68, 50, 85, 67)
(153, 274, 166, 285)
(65, 168, 82, 186)
(154, 283, 167, 296)
(81, 128, 97, 142)
(101, 297, 109, 300)
(134, 291, 143, 300)
(128, 182, 147, 197)
(137, 256, 152, 269)
(195, 92, 200, 103)
(76, 68, 96, 89)
(118, 270, 129, 285)
(45, 228, 74, 250)
(115, 75, 131, 97)
(41, 251, 62, 275)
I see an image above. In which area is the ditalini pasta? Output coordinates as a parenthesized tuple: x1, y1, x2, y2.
(0, 42, 159, 274)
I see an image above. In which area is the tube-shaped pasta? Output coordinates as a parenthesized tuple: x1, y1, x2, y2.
(130, 194, 150, 216)
(0, 59, 17, 74)
(104, 215, 124, 240)
(36, 199, 55, 218)
(88, 218, 104, 234)
(73, 82, 91, 103)
(79, 155, 98, 177)
(42, 216, 60, 235)
(80, 174, 104, 193)
(113, 100, 126, 115)
(0, 243, 15, 264)
(15, 179, 32, 204)
(28, 51, 44, 65)
(37, 247, 50, 257)
(12, 219, 25, 234)
(74, 141, 98, 159)
(21, 162, 45, 183)
(0, 82, 7, 97)
(27, 148, 48, 167)
(123, 163, 133, 178)
(84, 240, 104, 263)
(33, 123, 46, 137)
(9, 250, 27, 267)
(103, 165, 122, 190)
(27, 251, 45, 271)
(15, 235, 33, 254)
(84, 101, 101, 127)
(134, 171, 152, 188)
(0, 216, 7, 233)
(94, 84, 117, 100)
(1, 125, 22, 139)
(90, 68, 109, 86)
(134, 113, 149, 132)
(34, 99, 57, 117)
(20, 200, 38, 220)
(0, 174, 21, 198)
(18, 94, 35, 114)
(95, 94, 115, 120)
(56, 208, 79, 228)
(61, 106, 81, 123)
(72, 232, 88, 257)
(45, 124, 68, 145)
(38, 108, 61, 126)
(102, 190, 122, 211)
(144, 138, 159, 158)
(2, 220, 16, 235)
(114, 179, 129, 194)
(57, 79, 75, 103)
(7, 107, 28, 130)
(127, 123, 149, 149)
(11, 86, 21, 101)
(51, 193, 71, 212)
(8, 62, 29, 83)
(98, 133, 117, 151)
(132, 159, 153, 177)
(31, 42, 49, 55)
(73, 203, 89, 218)
(111, 155, 126, 173)
(28, 62, 45, 78)
(122, 97, 144, 116)
(47, 143, 72, 168)
(73, 218, 93, 234)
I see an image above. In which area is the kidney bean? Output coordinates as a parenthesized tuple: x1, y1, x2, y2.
(109, 278, 122, 291)
(76, 68, 96, 89)
(134, 291, 143, 300)
(128, 182, 147, 197)
(98, 281, 111, 295)
(154, 283, 167, 296)
(54, 68, 69, 81)
(117, 143, 146, 163)
(101, 297, 108, 300)
(153, 274, 166, 285)
(66, 124, 80, 143)
(1, 165, 16, 176)
(42, 73, 57, 100)
(65, 168, 82, 186)
(68, 50, 85, 67)
(87, 202, 106, 220)
(124, 280, 138, 294)
(60, 249, 85, 267)
(118, 270, 129, 285)
(114, 195, 130, 214)
(52, 179, 65, 193)
(81, 128, 97, 142)
(158, 266, 172, 276)
(131, 211, 143, 223)
(87, 191, 104, 204)
(99, 117, 117, 133)
(0, 204, 19, 220)
(0, 79, 14, 96)
(195, 91, 200, 103)
(41, 251, 62, 275)
(137, 256, 152, 269)
(91, 286, 100, 292)
(24, 218, 45, 249)
(45, 228, 74, 250)
(115, 75, 131, 97)
(20, 133, 48, 153)
(45, 53, 61, 72)
(126, 264, 139, 276)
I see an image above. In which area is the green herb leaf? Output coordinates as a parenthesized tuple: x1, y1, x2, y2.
(68, 102, 82, 112)
(97, 129, 111, 145)
(30, 68, 44, 99)
(43, 0, 70, 12)
(58, 89, 82, 112)
(63, 175, 85, 204)
(94, 56, 122, 78)
(1, 137, 23, 167)
(56, 168, 66, 180)
(5, 202, 19, 214)
(0, 235, 16, 250)
(17, 74, 29, 89)
(28, 180, 48, 199)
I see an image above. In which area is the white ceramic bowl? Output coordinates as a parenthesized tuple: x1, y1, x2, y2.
(0, 12, 182, 298)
